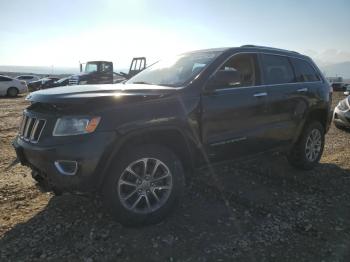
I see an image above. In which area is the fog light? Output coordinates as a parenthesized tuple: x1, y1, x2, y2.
(54, 160, 78, 176)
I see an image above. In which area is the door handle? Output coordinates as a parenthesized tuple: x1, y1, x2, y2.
(253, 92, 267, 97)
(297, 88, 308, 92)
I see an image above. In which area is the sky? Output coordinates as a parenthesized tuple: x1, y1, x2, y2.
(1, 0, 350, 70)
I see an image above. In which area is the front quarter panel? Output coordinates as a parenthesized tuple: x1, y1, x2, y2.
(98, 93, 201, 141)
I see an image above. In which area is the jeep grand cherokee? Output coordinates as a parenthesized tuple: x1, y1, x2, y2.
(13, 45, 333, 226)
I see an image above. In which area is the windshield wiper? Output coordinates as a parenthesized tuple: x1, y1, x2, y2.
(131, 81, 154, 85)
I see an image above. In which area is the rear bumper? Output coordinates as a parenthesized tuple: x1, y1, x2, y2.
(13, 131, 117, 192)
(333, 107, 350, 127)
(18, 85, 28, 94)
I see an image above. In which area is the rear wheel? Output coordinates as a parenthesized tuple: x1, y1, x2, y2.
(7, 87, 18, 97)
(287, 121, 325, 170)
(102, 144, 185, 226)
(334, 122, 348, 130)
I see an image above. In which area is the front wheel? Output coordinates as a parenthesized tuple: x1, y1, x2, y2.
(7, 87, 18, 97)
(102, 144, 185, 226)
(287, 121, 325, 170)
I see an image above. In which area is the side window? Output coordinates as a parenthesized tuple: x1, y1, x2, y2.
(20, 76, 32, 80)
(219, 53, 260, 87)
(291, 58, 320, 82)
(261, 54, 294, 85)
(0, 76, 11, 81)
(102, 63, 112, 72)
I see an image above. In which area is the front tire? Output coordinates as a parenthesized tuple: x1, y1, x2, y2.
(7, 87, 18, 97)
(102, 144, 185, 226)
(287, 121, 325, 170)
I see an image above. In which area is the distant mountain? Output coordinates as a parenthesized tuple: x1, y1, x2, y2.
(319, 61, 350, 78)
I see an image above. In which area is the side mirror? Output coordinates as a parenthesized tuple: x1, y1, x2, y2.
(344, 91, 349, 96)
(206, 70, 241, 90)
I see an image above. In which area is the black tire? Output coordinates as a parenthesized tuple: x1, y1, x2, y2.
(287, 121, 325, 170)
(7, 87, 19, 97)
(334, 122, 349, 131)
(102, 144, 185, 226)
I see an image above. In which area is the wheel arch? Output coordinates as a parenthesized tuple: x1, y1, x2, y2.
(293, 107, 328, 145)
(305, 108, 328, 132)
(7, 86, 19, 96)
(98, 127, 196, 190)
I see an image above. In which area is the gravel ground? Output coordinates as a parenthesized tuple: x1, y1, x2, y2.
(0, 93, 350, 261)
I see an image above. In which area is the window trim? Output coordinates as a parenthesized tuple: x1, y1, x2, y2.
(289, 56, 321, 83)
(205, 51, 322, 92)
(260, 53, 296, 85)
(206, 52, 263, 91)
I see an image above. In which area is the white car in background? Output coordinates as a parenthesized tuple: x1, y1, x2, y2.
(0, 75, 28, 97)
(15, 75, 40, 83)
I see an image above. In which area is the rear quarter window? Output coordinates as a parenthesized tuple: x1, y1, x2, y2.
(0, 76, 12, 81)
(18, 76, 33, 80)
(261, 54, 294, 85)
(291, 58, 320, 82)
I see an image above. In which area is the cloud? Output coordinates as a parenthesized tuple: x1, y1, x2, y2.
(304, 49, 350, 66)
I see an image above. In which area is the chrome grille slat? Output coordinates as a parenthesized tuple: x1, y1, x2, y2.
(19, 114, 27, 135)
(30, 119, 40, 140)
(24, 118, 33, 138)
(18, 114, 46, 143)
(21, 115, 29, 136)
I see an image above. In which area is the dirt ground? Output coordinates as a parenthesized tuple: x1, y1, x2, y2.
(0, 92, 349, 262)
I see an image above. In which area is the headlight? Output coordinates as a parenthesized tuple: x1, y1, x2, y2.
(53, 116, 101, 136)
(79, 80, 88, 85)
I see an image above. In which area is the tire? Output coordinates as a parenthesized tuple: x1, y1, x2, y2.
(7, 87, 19, 97)
(334, 122, 348, 131)
(102, 144, 185, 226)
(287, 121, 325, 170)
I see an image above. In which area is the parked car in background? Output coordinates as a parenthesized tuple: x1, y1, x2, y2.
(28, 77, 61, 91)
(344, 84, 350, 96)
(13, 45, 332, 226)
(334, 96, 350, 129)
(331, 82, 346, 91)
(15, 75, 40, 84)
(52, 77, 70, 87)
(0, 75, 28, 97)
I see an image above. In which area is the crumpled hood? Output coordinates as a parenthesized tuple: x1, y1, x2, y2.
(26, 84, 179, 105)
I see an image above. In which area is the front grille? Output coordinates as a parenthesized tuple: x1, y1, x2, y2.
(19, 114, 46, 143)
(68, 77, 79, 85)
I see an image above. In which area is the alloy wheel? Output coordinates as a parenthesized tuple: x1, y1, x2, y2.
(117, 158, 173, 214)
(305, 129, 322, 162)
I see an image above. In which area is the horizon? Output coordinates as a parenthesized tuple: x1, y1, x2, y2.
(1, 0, 350, 76)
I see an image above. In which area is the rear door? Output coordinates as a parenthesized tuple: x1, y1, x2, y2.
(261, 53, 316, 148)
(99, 62, 113, 84)
(201, 53, 271, 161)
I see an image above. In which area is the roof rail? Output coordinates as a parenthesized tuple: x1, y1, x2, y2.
(240, 45, 299, 54)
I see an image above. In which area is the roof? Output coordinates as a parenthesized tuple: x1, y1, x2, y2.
(183, 45, 304, 58)
(239, 45, 300, 55)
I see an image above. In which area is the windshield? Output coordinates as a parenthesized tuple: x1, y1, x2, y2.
(126, 51, 222, 87)
(56, 78, 67, 83)
(85, 62, 98, 73)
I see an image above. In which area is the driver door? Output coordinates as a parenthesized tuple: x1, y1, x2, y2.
(201, 53, 271, 161)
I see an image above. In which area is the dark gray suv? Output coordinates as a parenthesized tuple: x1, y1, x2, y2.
(14, 45, 333, 225)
